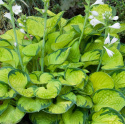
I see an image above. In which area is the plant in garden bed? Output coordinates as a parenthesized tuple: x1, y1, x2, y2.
(0, 0, 125, 123)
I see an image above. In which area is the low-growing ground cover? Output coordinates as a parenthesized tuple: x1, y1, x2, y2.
(0, 0, 125, 123)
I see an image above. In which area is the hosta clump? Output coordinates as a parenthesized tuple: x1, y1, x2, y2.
(0, 0, 125, 123)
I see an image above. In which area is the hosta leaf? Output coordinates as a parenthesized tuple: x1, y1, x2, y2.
(45, 32, 60, 54)
(35, 79, 61, 99)
(51, 32, 75, 51)
(8, 69, 35, 97)
(0, 100, 10, 115)
(110, 69, 125, 95)
(76, 95, 93, 108)
(67, 41, 81, 63)
(65, 68, 86, 86)
(17, 97, 52, 113)
(0, 29, 24, 44)
(0, 105, 25, 124)
(30, 111, 61, 124)
(93, 89, 125, 112)
(46, 47, 70, 66)
(0, 83, 16, 100)
(43, 97, 73, 114)
(0, 67, 13, 84)
(61, 92, 76, 103)
(63, 15, 84, 32)
(120, 43, 125, 56)
(102, 47, 124, 70)
(59, 86, 72, 95)
(0, 39, 11, 47)
(39, 73, 54, 84)
(62, 106, 87, 124)
(89, 72, 114, 92)
(22, 43, 41, 57)
(120, 107, 125, 120)
(90, 107, 124, 124)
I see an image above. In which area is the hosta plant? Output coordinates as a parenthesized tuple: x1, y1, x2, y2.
(0, 0, 125, 123)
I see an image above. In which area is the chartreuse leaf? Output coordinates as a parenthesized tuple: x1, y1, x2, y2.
(30, 111, 61, 124)
(0, 39, 11, 47)
(0, 67, 13, 84)
(102, 47, 124, 70)
(61, 92, 76, 103)
(17, 97, 52, 113)
(65, 68, 86, 86)
(51, 32, 75, 51)
(46, 47, 71, 66)
(63, 15, 84, 32)
(59, 86, 72, 95)
(67, 41, 81, 63)
(110, 69, 125, 95)
(44, 97, 73, 114)
(0, 82, 16, 100)
(0, 105, 25, 124)
(62, 106, 88, 124)
(22, 43, 41, 57)
(0, 29, 24, 45)
(89, 72, 114, 92)
(0, 100, 10, 115)
(8, 69, 35, 97)
(91, 4, 112, 22)
(120, 43, 125, 56)
(30, 73, 40, 84)
(90, 107, 124, 124)
(45, 32, 60, 54)
(93, 89, 125, 112)
(39, 73, 54, 84)
(35, 79, 61, 99)
(76, 95, 93, 108)
(81, 50, 100, 67)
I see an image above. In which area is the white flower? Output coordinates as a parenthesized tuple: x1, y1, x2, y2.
(0, 0, 4, 4)
(92, 0, 104, 5)
(88, 15, 94, 19)
(109, 22, 121, 29)
(14, 42, 17, 47)
(90, 18, 102, 27)
(104, 33, 110, 44)
(4, 13, 11, 20)
(110, 37, 118, 44)
(23, 20, 26, 22)
(90, 11, 98, 16)
(42, 9, 45, 13)
(12, 4, 22, 15)
(111, 16, 119, 20)
(103, 46, 114, 57)
(20, 29, 25, 34)
(19, 23, 24, 27)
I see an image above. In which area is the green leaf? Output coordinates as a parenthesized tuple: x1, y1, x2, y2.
(120, 43, 125, 56)
(0, 67, 13, 84)
(22, 43, 41, 57)
(89, 72, 114, 92)
(0, 29, 24, 45)
(8, 69, 35, 97)
(67, 41, 81, 63)
(0, 39, 11, 47)
(0, 83, 16, 100)
(93, 89, 125, 112)
(35, 79, 61, 99)
(0, 100, 10, 115)
(46, 47, 71, 66)
(76, 95, 93, 108)
(43, 97, 73, 114)
(17, 97, 52, 113)
(59, 86, 72, 95)
(90, 107, 125, 124)
(110, 69, 125, 95)
(71, 25, 81, 33)
(102, 47, 124, 70)
(61, 92, 76, 103)
(62, 106, 87, 124)
(65, 68, 86, 86)
(51, 32, 75, 51)
(0, 105, 25, 124)
(30, 111, 61, 124)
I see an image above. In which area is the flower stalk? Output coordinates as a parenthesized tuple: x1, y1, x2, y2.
(41, 1, 49, 72)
